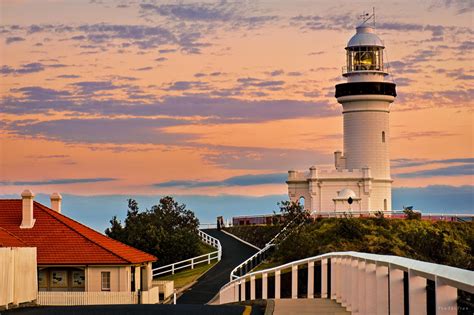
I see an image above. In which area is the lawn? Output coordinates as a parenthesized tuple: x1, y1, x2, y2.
(155, 260, 218, 289)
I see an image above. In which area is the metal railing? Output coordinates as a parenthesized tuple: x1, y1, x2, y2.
(229, 213, 306, 280)
(152, 230, 222, 277)
(218, 251, 474, 314)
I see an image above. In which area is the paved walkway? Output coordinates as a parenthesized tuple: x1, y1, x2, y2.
(177, 229, 258, 304)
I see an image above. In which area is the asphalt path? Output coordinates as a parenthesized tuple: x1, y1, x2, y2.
(177, 229, 258, 304)
(5, 304, 263, 315)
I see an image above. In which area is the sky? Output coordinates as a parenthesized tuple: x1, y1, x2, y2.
(0, 0, 473, 230)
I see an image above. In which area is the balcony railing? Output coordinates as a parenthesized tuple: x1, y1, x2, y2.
(218, 251, 474, 314)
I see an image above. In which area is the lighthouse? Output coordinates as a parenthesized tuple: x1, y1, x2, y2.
(287, 15, 396, 213)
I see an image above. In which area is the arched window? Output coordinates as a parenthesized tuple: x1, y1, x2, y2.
(299, 197, 305, 208)
(382, 131, 386, 143)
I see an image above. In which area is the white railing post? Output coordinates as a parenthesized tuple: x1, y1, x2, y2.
(335, 257, 342, 302)
(191, 258, 194, 269)
(307, 261, 314, 299)
(365, 262, 377, 314)
(240, 278, 246, 301)
(234, 281, 240, 302)
(376, 264, 389, 315)
(435, 277, 457, 315)
(275, 270, 281, 299)
(171, 264, 175, 275)
(350, 258, 359, 314)
(358, 260, 366, 315)
(262, 273, 268, 299)
(389, 267, 404, 315)
(343, 258, 351, 309)
(409, 271, 427, 315)
(321, 258, 328, 299)
(292, 265, 298, 299)
(250, 275, 256, 300)
(208, 253, 211, 264)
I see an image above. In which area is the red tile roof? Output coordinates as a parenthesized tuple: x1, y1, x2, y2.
(0, 200, 157, 265)
(0, 227, 28, 247)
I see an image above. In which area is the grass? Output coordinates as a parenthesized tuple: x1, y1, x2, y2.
(155, 260, 218, 289)
(153, 240, 219, 289)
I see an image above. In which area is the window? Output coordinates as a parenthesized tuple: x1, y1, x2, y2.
(101, 272, 111, 291)
(384, 199, 387, 211)
(382, 131, 386, 143)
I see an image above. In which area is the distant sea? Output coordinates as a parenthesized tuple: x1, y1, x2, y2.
(1, 185, 472, 233)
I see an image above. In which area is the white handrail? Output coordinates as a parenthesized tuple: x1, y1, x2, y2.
(218, 251, 474, 309)
(152, 229, 222, 278)
(229, 213, 304, 281)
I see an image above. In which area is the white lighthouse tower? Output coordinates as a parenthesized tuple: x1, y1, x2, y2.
(287, 14, 396, 213)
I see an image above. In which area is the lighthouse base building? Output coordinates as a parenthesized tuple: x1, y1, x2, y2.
(287, 18, 396, 214)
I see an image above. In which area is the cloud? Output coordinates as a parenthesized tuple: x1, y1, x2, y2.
(154, 173, 288, 188)
(203, 145, 332, 170)
(392, 157, 474, 169)
(2, 85, 337, 122)
(6, 36, 25, 44)
(57, 74, 81, 79)
(0, 178, 117, 186)
(134, 66, 153, 71)
(396, 164, 474, 178)
(6, 118, 194, 145)
(166, 81, 208, 91)
(0, 62, 68, 75)
(140, 2, 235, 21)
(429, 0, 474, 15)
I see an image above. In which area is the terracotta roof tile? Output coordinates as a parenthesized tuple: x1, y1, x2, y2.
(0, 200, 157, 265)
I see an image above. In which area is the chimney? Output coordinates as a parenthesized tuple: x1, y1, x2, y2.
(20, 189, 36, 229)
(50, 192, 62, 213)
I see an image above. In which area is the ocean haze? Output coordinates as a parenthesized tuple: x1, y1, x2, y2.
(1, 185, 472, 233)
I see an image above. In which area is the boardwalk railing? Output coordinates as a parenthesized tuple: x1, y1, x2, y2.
(153, 229, 222, 277)
(37, 291, 139, 305)
(218, 251, 474, 314)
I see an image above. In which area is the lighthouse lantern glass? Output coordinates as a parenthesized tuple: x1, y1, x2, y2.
(347, 46, 383, 72)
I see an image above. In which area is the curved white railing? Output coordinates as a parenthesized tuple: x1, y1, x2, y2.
(229, 214, 305, 280)
(152, 230, 222, 277)
(219, 251, 474, 314)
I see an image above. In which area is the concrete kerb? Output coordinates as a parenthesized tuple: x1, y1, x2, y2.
(221, 229, 261, 251)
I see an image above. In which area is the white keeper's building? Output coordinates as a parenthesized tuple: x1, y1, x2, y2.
(287, 20, 397, 214)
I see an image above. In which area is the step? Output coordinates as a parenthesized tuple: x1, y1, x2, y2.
(272, 298, 350, 315)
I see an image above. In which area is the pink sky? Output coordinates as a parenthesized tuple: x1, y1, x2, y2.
(1, 0, 473, 199)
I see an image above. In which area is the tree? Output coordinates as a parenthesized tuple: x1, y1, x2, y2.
(105, 197, 201, 266)
(278, 200, 311, 225)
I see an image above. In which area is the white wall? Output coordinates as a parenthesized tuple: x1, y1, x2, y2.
(0, 247, 37, 309)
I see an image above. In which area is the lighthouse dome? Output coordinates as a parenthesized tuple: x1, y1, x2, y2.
(347, 25, 384, 48)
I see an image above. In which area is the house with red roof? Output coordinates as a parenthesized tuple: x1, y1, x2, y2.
(0, 190, 159, 305)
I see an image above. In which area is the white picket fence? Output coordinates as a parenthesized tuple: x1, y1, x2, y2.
(37, 291, 138, 305)
(152, 229, 222, 277)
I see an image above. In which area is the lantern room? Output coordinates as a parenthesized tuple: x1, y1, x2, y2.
(344, 25, 387, 75)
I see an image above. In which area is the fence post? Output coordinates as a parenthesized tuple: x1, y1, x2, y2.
(275, 270, 281, 299)
(172, 264, 175, 275)
(321, 258, 328, 299)
(240, 278, 246, 301)
(262, 273, 268, 299)
(365, 262, 377, 314)
(308, 261, 314, 299)
(409, 271, 427, 315)
(358, 260, 366, 314)
(376, 264, 389, 315)
(350, 258, 359, 313)
(208, 253, 211, 264)
(191, 258, 194, 269)
(250, 275, 256, 300)
(389, 267, 404, 315)
(292, 265, 298, 299)
(435, 277, 457, 315)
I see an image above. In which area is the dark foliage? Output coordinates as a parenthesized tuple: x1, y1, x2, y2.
(105, 197, 201, 266)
